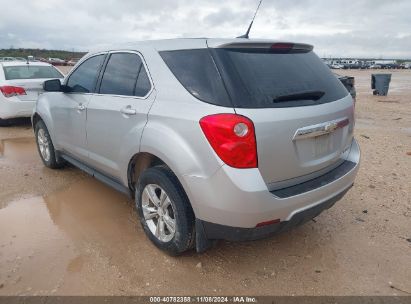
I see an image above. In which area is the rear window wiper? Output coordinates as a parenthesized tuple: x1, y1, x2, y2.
(273, 91, 325, 103)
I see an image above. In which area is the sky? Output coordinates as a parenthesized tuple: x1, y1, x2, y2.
(0, 0, 410, 59)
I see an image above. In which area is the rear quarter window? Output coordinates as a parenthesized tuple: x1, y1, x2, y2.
(160, 49, 232, 107)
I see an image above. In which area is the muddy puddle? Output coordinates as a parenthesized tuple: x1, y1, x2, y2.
(0, 137, 39, 164)
(0, 178, 156, 295)
(0, 159, 410, 296)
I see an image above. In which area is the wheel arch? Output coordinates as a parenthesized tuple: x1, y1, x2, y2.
(127, 152, 168, 195)
(126, 151, 198, 217)
(32, 112, 43, 130)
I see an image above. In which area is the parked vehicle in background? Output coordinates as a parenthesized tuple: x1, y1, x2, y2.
(13, 57, 26, 62)
(48, 58, 66, 65)
(330, 64, 344, 69)
(67, 58, 81, 66)
(383, 63, 401, 69)
(370, 64, 382, 69)
(0, 61, 64, 125)
(400, 63, 411, 69)
(0, 57, 17, 62)
(33, 38, 360, 255)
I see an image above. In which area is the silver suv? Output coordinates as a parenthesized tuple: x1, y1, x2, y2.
(33, 39, 360, 255)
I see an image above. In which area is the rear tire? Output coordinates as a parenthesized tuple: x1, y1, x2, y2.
(34, 120, 64, 169)
(135, 166, 195, 255)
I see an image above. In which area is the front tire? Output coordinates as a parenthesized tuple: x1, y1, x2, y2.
(35, 120, 64, 169)
(135, 166, 195, 255)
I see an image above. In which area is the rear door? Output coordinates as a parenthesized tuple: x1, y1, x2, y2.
(51, 54, 106, 161)
(211, 44, 355, 189)
(86, 51, 155, 179)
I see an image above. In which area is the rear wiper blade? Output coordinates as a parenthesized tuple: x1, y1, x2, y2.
(273, 91, 325, 103)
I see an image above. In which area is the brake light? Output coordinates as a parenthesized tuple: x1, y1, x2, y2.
(270, 43, 313, 54)
(199, 114, 257, 169)
(271, 43, 294, 51)
(0, 86, 26, 98)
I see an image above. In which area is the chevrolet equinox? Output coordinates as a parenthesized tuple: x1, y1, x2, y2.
(33, 39, 360, 255)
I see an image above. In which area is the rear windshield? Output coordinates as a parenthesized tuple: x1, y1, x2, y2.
(3, 66, 63, 80)
(161, 48, 348, 108)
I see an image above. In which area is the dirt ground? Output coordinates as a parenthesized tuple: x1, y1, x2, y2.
(0, 69, 410, 296)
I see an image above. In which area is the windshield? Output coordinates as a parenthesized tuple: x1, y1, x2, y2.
(3, 65, 64, 80)
(211, 48, 348, 108)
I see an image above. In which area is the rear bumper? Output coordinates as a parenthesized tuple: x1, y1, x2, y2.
(198, 186, 350, 241)
(0, 98, 35, 119)
(183, 138, 360, 229)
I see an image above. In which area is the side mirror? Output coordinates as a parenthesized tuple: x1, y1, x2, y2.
(43, 79, 62, 92)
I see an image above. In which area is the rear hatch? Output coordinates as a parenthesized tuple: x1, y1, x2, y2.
(210, 42, 354, 189)
(2, 64, 63, 101)
(159, 40, 354, 189)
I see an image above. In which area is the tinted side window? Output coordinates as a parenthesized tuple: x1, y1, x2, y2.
(67, 55, 105, 93)
(160, 49, 232, 107)
(134, 67, 151, 97)
(99, 53, 148, 96)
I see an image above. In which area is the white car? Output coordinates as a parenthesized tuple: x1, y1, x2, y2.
(370, 64, 382, 69)
(331, 64, 344, 69)
(0, 61, 64, 125)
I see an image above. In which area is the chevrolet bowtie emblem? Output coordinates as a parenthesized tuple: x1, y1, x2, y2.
(324, 122, 338, 132)
(293, 118, 349, 140)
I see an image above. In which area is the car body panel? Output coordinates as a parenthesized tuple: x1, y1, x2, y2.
(49, 92, 90, 161)
(87, 89, 157, 179)
(137, 46, 234, 188)
(235, 94, 354, 189)
(183, 139, 359, 228)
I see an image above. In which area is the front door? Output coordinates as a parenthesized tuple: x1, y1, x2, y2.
(51, 54, 106, 162)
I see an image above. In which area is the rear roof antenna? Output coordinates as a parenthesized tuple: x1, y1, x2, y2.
(237, 0, 263, 39)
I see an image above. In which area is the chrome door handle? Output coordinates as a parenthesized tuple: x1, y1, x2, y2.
(120, 107, 136, 115)
(77, 104, 86, 111)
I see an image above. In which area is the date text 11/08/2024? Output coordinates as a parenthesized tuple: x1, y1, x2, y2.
(149, 296, 257, 303)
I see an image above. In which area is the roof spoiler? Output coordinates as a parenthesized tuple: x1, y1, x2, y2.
(215, 42, 314, 53)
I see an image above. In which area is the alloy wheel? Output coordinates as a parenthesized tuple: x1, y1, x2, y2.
(142, 184, 176, 242)
(37, 128, 50, 162)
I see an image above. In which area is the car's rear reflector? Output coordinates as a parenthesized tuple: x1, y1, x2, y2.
(0, 86, 27, 98)
(256, 219, 281, 228)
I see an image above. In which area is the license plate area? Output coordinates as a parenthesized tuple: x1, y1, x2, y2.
(314, 134, 333, 157)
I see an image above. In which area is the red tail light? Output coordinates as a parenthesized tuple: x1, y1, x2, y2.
(0, 86, 27, 98)
(199, 114, 257, 169)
